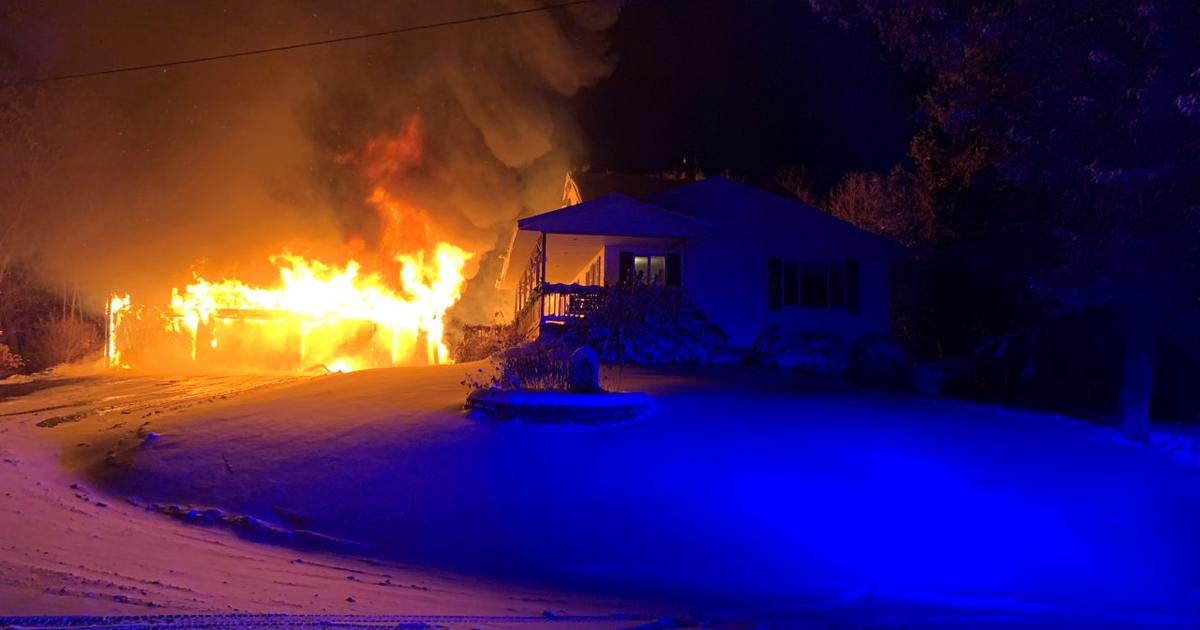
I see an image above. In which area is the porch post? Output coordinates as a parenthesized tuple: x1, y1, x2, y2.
(539, 232, 547, 322)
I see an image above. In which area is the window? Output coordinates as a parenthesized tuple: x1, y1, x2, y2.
(576, 254, 602, 286)
(846, 259, 859, 313)
(622, 253, 672, 287)
(783, 262, 798, 306)
(799, 264, 829, 307)
(648, 256, 666, 287)
(634, 256, 649, 284)
(769, 257, 860, 312)
(829, 263, 845, 307)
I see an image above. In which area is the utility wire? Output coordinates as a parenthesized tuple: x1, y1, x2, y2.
(31, 0, 603, 83)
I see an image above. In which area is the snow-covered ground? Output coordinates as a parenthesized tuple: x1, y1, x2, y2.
(4, 364, 1200, 626)
(0, 371, 645, 626)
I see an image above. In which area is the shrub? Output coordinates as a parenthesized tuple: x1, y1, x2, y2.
(847, 334, 908, 386)
(463, 337, 575, 392)
(462, 287, 727, 393)
(450, 323, 524, 363)
(29, 316, 101, 369)
(0, 341, 23, 378)
(573, 286, 727, 365)
(748, 326, 849, 375)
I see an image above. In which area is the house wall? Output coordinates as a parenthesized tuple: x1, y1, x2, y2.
(680, 229, 892, 348)
(571, 250, 605, 285)
(596, 233, 890, 347)
(600, 243, 685, 286)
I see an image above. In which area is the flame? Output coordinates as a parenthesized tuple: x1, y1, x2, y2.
(167, 244, 468, 371)
(106, 294, 131, 368)
(107, 113, 470, 373)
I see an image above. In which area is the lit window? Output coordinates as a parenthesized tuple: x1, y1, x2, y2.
(634, 256, 648, 284)
(649, 256, 666, 287)
(633, 255, 667, 287)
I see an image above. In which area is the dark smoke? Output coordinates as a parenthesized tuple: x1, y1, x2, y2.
(0, 1, 619, 323)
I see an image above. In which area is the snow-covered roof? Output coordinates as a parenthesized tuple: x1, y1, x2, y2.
(649, 176, 905, 250)
(518, 193, 711, 239)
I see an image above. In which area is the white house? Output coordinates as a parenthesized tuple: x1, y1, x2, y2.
(497, 172, 904, 347)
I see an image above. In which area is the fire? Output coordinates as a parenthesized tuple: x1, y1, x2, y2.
(108, 243, 469, 372)
(105, 112, 469, 373)
(106, 294, 131, 368)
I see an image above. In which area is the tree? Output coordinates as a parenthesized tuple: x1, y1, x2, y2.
(826, 166, 933, 247)
(774, 164, 824, 208)
(811, 0, 1200, 439)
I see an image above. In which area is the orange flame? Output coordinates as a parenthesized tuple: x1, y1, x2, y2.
(157, 244, 468, 371)
(106, 294, 131, 368)
(108, 113, 469, 373)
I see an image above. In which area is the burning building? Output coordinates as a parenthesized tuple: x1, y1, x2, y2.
(105, 115, 474, 373)
(107, 243, 469, 373)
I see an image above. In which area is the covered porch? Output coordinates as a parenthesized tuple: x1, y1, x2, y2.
(496, 193, 709, 335)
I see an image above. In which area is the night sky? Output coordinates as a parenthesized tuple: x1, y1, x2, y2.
(578, 0, 919, 187)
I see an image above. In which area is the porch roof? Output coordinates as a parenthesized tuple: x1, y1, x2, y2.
(517, 193, 710, 238)
(498, 194, 710, 289)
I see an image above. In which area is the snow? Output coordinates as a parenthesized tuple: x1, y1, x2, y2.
(0, 372, 640, 622)
(5, 364, 1200, 624)
(465, 389, 651, 423)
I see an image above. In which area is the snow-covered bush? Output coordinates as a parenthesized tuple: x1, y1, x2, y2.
(463, 337, 575, 392)
(573, 287, 727, 365)
(748, 326, 848, 375)
(911, 357, 974, 396)
(847, 334, 908, 386)
(462, 288, 727, 392)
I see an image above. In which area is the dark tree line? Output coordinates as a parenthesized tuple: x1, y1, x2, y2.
(797, 0, 1200, 438)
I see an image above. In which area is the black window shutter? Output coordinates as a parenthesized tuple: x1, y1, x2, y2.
(619, 252, 634, 285)
(666, 253, 682, 287)
(768, 257, 782, 311)
(846, 259, 860, 313)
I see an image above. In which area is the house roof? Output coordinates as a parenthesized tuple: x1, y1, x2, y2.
(649, 176, 906, 251)
(518, 193, 710, 238)
(565, 171, 685, 203)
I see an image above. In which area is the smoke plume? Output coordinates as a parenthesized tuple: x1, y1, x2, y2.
(0, 0, 619, 324)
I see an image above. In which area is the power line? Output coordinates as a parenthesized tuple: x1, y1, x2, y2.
(31, 0, 604, 83)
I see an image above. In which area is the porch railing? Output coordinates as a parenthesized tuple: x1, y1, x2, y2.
(514, 282, 607, 335)
(541, 283, 606, 324)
